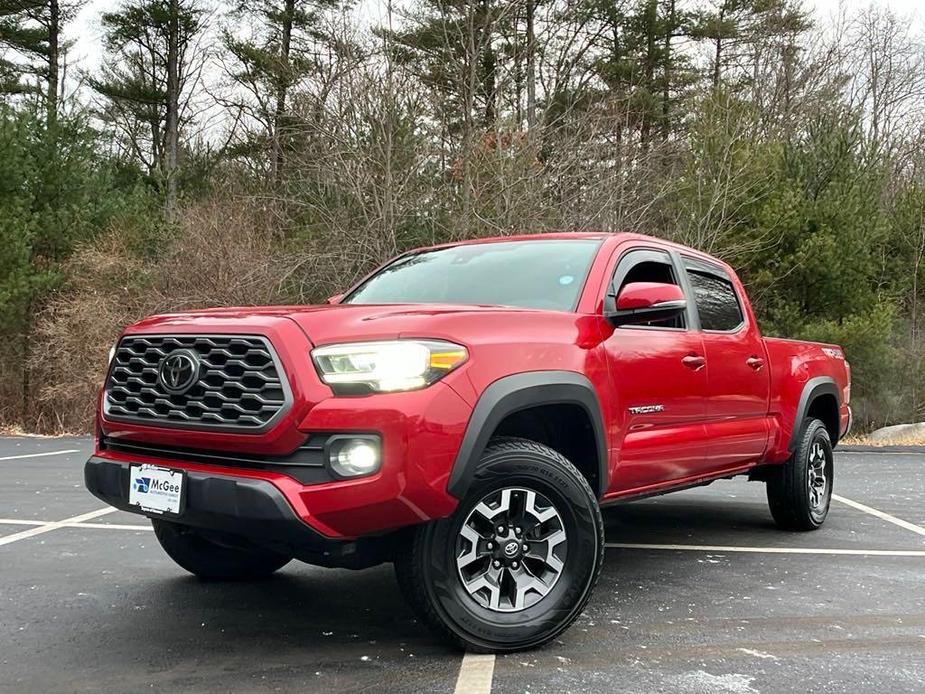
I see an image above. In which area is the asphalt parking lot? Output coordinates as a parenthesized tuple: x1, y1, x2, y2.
(1, 437, 923, 694)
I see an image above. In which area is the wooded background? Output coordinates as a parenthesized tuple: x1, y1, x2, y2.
(1, 0, 923, 433)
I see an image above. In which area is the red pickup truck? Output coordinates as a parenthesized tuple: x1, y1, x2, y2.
(85, 232, 851, 652)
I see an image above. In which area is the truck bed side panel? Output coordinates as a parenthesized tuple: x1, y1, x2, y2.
(763, 337, 851, 463)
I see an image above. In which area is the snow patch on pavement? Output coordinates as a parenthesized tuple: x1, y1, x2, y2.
(673, 670, 760, 693)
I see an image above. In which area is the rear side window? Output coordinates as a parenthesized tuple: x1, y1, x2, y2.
(683, 257, 744, 331)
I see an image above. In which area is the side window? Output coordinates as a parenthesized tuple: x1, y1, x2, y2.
(610, 249, 686, 329)
(683, 257, 744, 331)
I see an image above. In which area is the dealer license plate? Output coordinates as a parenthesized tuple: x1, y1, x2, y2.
(128, 464, 185, 515)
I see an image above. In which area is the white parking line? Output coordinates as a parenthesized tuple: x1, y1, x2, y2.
(2, 514, 922, 553)
(454, 653, 495, 694)
(0, 517, 152, 532)
(605, 543, 925, 556)
(838, 450, 923, 456)
(0, 518, 46, 526)
(63, 521, 152, 531)
(832, 494, 925, 537)
(0, 449, 80, 461)
(0, 508, 117, 546)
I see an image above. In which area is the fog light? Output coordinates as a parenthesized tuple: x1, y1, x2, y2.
(327, 436, 381, 478)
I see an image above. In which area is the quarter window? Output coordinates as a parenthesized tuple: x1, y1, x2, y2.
(683, 258, 744, 331)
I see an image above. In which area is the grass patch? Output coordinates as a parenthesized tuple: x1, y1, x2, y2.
(842, 435, 925, 447)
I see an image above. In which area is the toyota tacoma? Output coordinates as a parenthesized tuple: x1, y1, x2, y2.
(85, 232, 851, 652)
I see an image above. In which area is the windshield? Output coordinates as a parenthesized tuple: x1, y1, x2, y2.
(344, 239, 601, 311)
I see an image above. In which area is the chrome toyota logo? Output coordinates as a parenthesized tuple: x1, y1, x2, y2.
(503, 541, 520, 557)
(158, 349, 200, 394)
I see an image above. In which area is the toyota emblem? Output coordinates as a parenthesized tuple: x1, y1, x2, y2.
(158, 349, 200, 394)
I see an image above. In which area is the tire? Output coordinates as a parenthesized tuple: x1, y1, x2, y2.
(766, 418, 834, 531)
(152, 519, 292, 581)
(395, 437, 604, 653)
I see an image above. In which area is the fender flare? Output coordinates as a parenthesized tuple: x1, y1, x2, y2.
(788, 376, 841, 451)
(446, 371, 608, 500)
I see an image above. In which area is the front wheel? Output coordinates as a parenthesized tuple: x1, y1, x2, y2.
(152, 519, 292, 580)
(766, 418, 834, 531)
(395, 438, 604, 652)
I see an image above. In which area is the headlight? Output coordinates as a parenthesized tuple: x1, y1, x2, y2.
(311, 340, 467, 394)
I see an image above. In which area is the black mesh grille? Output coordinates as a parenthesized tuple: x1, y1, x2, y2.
(105, 335, 289, 430)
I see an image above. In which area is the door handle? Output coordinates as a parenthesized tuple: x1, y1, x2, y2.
(682, 354, 706, 371)
(746, 356, 765, 370)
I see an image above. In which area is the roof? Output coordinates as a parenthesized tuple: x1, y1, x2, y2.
(416, 231, 630, 253)
(408, 231, 734, 273)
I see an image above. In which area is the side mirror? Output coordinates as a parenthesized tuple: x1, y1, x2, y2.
(326, 293, 344, 305)
(607, 282, 686, 326)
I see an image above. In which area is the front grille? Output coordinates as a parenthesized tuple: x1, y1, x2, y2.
(104, 335, 290, 430)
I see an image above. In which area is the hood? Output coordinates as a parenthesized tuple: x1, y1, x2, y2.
(130, 303, 603, 348)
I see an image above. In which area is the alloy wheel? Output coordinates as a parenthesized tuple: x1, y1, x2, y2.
(807, 439, 830, 512)
(455, 487, 567, 613)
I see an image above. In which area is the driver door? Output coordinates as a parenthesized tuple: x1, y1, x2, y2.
(601, 247, 709, 494)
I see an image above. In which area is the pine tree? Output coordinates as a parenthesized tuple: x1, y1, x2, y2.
(0, 0, 73, 126)
(589, 0, 698, 145)
(89, 0, 205, 220)
(221, 0, 342, 182)
(691, 0, 808, 91)
(378, 0, 510, 138)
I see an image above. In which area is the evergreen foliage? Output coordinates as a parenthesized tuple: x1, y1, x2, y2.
(2, 0, 925, 432)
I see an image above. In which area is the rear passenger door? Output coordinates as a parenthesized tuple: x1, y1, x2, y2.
(603, 248, 709, 493)
(681, 256, 770, 471)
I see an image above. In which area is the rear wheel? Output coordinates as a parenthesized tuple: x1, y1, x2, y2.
(395, 437, 604, 652)
(152, 519, 292, 580)
(766, 418, 833, 531)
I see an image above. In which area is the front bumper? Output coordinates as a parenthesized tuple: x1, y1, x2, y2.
(85, 457, 390, 568)
(93, 380, 473, 541)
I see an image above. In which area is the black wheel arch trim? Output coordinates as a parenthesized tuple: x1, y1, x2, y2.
(447, 371, 608, 500)
(789, 376, 841, 451)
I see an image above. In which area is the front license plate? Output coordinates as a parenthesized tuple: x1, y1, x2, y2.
(128, 464, 185, 515)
